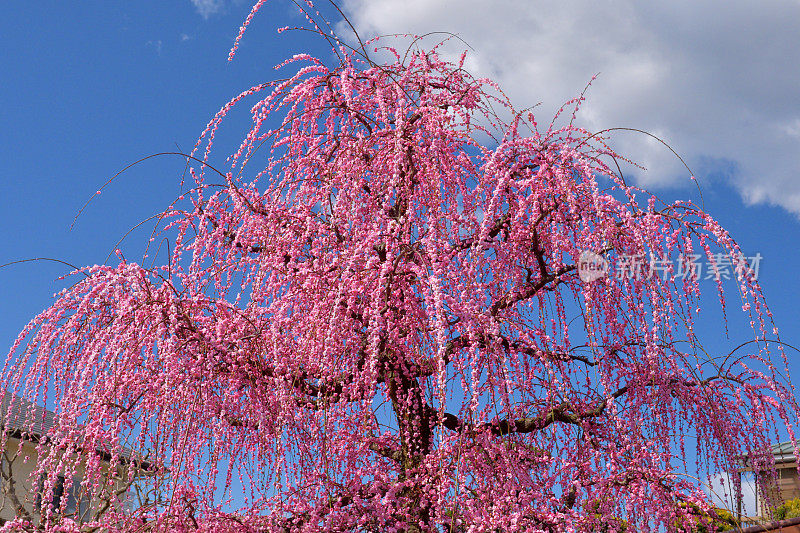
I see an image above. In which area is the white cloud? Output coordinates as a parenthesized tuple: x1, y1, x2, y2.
(706, 472, 759, 517)
(191, 0, 225, 19)
(340, 0, 800, 214)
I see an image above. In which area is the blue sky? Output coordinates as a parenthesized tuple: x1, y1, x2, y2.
(2, 0, 799, 515)
(0, 1, 316, 344)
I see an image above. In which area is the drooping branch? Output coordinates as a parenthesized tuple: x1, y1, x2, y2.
(440, 371, 745, 437)
(440, 385, 628, 436)
(0, 447, 32, 522)
(452, 211, 513, 252)
(368, 442, 403, 463)
(490, 264, 577, 315)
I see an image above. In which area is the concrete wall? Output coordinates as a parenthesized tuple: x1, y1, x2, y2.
(0, 437, 133, 526)
(758, 461, 800, 514)
(0, 438, 41, 524)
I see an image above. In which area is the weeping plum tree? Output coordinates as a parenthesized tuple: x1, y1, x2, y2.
(2, 2, 798, 531)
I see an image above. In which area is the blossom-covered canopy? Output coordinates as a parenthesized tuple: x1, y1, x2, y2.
(2, 2, 796, 531)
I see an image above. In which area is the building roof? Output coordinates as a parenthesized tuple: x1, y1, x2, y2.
(771, 441, 798, 465)
(735, 442, 799, 471)
(0, 390, 152, 471)
(0, 390, 57, 439)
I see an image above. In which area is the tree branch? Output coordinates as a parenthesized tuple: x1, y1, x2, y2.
(441, 386, 628, 436)
(440, 371, 742, 437)
(490, 264, 576, 315)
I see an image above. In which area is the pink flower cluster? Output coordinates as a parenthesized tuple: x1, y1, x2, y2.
(2, 2, 797, 531)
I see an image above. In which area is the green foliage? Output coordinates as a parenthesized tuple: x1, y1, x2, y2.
(773, 497, 800, 520)
(584, 500, 628, 532)
(675, 502, 740, 533)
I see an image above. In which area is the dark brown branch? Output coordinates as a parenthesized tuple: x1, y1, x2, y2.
(441, 386, 629, 436)
(368, 442, 403, 463)
(413, 334, 597, 383)
(490, 264, 577, 315)
(0, 448, 32, 521)
(452, 211, 512, 252)
(494, 334, 597, 367)
(440, 371, 743, 437)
